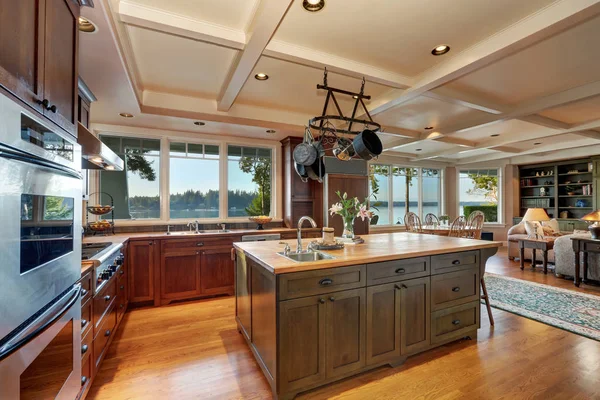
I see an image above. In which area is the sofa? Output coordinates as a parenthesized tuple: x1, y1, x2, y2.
(554, 232, 600, 281)
(507, 222, 556, 263)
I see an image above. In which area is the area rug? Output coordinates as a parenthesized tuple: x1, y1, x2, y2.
(484, 273, 600, 341)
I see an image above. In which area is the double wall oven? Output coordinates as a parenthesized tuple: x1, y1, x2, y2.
(0, 94, 83, 399)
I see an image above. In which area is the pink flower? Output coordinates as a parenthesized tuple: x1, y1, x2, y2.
(329, 203, 343, 216)
(358, 204, 371, 221)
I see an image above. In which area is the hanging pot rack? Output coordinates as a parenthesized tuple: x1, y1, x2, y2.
(309, 68, 381, 136)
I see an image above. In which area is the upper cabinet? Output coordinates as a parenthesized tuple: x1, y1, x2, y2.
(0, 0, 79, 137)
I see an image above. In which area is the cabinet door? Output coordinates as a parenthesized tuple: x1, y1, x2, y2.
(400, 277, 431, 355)
(201, 248, 234, 295)
(161, 250, 201, 301)
(128, 240, 158, 304)
(326, 288, 366, 378)
(0, 0, 45, 112)
(43, 0, 78, 135)
(279, 295, 327, 394)
(366, 283, 401, 366)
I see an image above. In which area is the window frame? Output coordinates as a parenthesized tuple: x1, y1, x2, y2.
(94, 129, 279, 225)
(369, 164, 444, 227)
(456, 167, 503, 225)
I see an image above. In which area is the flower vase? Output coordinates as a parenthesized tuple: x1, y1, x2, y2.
(342, 216, 355, 239)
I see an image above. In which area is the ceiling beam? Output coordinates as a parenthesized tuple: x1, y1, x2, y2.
(365, 0, 600, 118)
(488, 146, 523, 153)
(217, 0, 293, 111)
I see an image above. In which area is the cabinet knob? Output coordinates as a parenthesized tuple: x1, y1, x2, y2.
(81, 319, 88, 328)
(452, 260, 461, 265)
(149, 241, 153, 245)
(81, 376, 87, 386)
(120, 285, 124, 290)
(119, 270, 124, 275)
(35, 98, 50, 108)
(395, 268, 406, 274)
(105, 329, 111, 337)
(329, 296, 335, 302)
(81, 288, 88, 297)
(319, 298, 325, 304)
(81, 344, 88, 354)
(197, 242, 204, 247)
(47, 104, 57, 113)
(104, 295, 111, 301)
(319, 278, 333, 286)
(452, 287, 460, 292)
(452, 319, 461, 325)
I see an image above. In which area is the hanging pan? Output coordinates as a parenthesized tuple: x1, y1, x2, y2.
(353, 129, 382, 160)
(293, 127, 318, 166)
(294, 162, 309, 183)
(305, 156, 326, 182)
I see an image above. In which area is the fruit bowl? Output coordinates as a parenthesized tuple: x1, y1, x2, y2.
(249, 216, 272, 230)
(88, 221, 113, 232)
(87, 205, 114, 215)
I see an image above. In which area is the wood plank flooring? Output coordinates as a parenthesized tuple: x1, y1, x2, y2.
(88, 248, 600, 400)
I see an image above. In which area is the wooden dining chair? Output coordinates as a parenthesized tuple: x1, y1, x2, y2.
(470, 214, 485, 239)
(405, 212, 423, 233)
(467, 210, 485, 227)
(424, 213, 439, 226)
(448, 216, 467, 238)
(403, 212, 415, 231)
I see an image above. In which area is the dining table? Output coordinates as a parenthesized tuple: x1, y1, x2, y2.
(420, 225, 476, 236)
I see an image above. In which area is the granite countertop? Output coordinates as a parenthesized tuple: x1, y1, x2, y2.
(234, 232, 502, 274)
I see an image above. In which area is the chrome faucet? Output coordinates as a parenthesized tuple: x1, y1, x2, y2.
(297, 216, 317, 253)
(187, 221, 200, 233)
(218, 223, 226, 232)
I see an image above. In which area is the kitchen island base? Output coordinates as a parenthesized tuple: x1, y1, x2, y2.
(234, 233, 499, 400)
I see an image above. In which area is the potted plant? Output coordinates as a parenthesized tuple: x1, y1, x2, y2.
(329, 191, 374, 239)
(439, 215, 450, 226)
(565, 185, 576, 196)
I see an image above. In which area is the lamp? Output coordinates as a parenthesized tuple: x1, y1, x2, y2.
(581, 210, 600, 240)
(523, 208, 550, 239)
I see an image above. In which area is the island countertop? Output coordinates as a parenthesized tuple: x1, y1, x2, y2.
(233, 232, 502, 274)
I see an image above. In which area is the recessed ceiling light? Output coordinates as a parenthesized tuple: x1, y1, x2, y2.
(78, 17, 97, 33)
(415, 148, 422, 152)
(255, 73, 269, 81)
(105, 165, 115, 171)
(266, 129, 276, 134)
(491, 134, 500, 137)
(303, 0, 325, 12)
(424, 126, 434, 130)
(534, 142, 542, 146)
(119, 113, 134, 118)
(431, 44, 450, 56)
(194, 121, 205, 126)
(91, 157, 103, 163)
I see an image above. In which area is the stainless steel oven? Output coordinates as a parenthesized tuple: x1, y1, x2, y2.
(0, 93, 83, 399)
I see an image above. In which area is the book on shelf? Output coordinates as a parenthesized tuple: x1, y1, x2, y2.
(521, 198, 551, 208)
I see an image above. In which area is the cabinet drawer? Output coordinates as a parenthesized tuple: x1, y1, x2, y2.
(431, 301, 479, 344)
(81, 298, 92, 337)
(367, 257, 429, 285)
(583, 242, 600, 252)
(431, 251, 478, 275)
(162, 237, 235, 252)
(93, 279, 116, 334)
(278, 265, 366, 300)
(79, 271, 93, 304)
(81, 354, 92, 393)
(431, 267, 479, 311)
(81, 326, 93, 362)
(93, 306, 117, 369)
(117, 274, 128, 322)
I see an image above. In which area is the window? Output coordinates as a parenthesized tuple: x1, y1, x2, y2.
(100, 135, 161, 220)
(458, 169, 500, 223)
(369, 165, 441, 225)
(169, 142, 220, 219)
(227, 146, 272, 218)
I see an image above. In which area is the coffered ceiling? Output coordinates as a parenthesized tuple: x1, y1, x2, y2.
(79, 0, 600, 165)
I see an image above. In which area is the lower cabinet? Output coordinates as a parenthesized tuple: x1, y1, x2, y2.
(279, 288, 366, 393)
(201, 248, 235, 295)
(400, 277, 431, 354)
(129, 240, 160, 305)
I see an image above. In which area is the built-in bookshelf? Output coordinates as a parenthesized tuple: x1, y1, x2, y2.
(518, 158, 598, 223)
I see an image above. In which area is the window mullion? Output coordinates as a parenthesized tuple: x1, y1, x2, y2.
(161, 137, 169, 222)
(388, 165, 394, 225)
(220, 143, 228, 220)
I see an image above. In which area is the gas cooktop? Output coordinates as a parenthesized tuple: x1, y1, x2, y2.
(81, 242, 112, 260)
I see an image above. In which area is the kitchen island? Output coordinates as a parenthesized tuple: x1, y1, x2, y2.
(233, 232, 501, 400)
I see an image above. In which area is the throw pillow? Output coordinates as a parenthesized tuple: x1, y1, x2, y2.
(508, 222, 527, 235)
(542, 218, 560, 234)
(524, 221, 544, 238)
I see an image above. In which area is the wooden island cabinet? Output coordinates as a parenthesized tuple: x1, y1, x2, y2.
(234, 233, 500, 400)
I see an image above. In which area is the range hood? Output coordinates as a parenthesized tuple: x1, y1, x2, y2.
(77, 123, 124, 171)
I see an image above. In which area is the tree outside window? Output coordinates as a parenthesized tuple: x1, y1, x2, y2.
(459, 169, 499, 222)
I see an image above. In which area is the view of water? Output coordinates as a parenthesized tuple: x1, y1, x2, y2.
(129, 209, 251, 220)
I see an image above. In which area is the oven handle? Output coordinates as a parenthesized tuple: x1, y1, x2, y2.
(0, 285, 81, 361)
(0, 147, 81, 180)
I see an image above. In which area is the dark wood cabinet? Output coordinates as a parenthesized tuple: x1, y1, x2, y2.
(235, 249, 252, 340)
(366, 283, 401, 365)
(400, 276, 430, 354)
(201, 248, 234, 295)
(279, 294, 327, 394)
(160, 250, 201, 302)
(281, 137, 323, 228)
(0, 0, 79, 136)
(129, 240, 160, 306)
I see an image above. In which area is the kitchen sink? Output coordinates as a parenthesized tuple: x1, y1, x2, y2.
(277, 251, 335, 262)
(168, 230, 231, 235)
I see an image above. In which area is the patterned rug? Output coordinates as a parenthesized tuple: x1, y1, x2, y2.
(484, 273, 600, 341)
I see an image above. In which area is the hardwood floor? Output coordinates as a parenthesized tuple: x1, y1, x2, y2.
(88, 247, 600, 400)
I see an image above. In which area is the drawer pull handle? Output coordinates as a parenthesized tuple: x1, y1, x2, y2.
(452, 319, 461, 325)
(148, 241, 153, 245)
(104, 295, 111, 301)
(81, 376, 87, 386)
(105, 329, 111, 337)
(119, 270, 124, 275)
(329, 296, 335, 302)
(452, 287, 460, 292)
(81, 344, 88, 354)
(319, 298, 325, 304)
(81, 319, 88, 328)
(396, 283, 408, 290)
(452, 260, 461, 265)
(120, 285, 125, 290)
(81, 289, 88, 297)
(319, 278, 333, 286)
(197, 242, 204, 247)
(395, 268, 406, 274)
